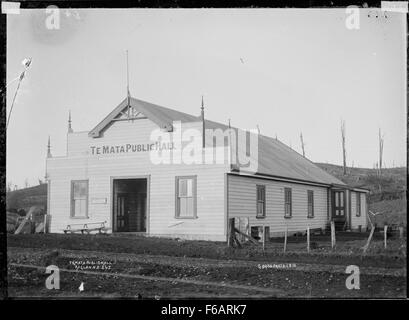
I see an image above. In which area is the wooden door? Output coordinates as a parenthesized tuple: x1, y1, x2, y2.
(332, 190, 346, 221)
(127, 194, 139, 232)
(138, 193, 146, 232)
(130, 193, 147, 232)
(116, 193, 128, 232)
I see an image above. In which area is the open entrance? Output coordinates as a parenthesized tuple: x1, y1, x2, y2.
(112, 178, 147, 232)
(331, 189, 346, 230)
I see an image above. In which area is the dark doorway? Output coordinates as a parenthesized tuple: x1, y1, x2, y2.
(332, 190, 346, 224)
(113, 178, 147, 232)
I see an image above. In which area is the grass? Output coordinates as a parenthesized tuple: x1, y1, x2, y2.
(7, 233, 406, 269)
(369, 198, 407, 226)
(7, 233, 406, 298)
(9, 262, 405, 298)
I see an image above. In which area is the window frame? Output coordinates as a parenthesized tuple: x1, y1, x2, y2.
(70, 180, 89, 219)
(256, 184, 266, 218)
(356, 192, 361, 217)
(175, 175, 198, 219)
(284, 187, 292, 218)
(307, 190, 314, 218)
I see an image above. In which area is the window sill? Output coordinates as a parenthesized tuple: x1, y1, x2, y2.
(256, 216, 266, 219)
(175, 216, 198, 220)
(70, 216, 89, 219)
(307, 216, 314, 219)
(284, 216, 292, 219)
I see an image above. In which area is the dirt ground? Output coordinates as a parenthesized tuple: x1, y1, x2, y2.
(6, 233, 407, 299)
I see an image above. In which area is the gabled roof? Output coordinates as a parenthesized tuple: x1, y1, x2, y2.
(89, 97, 199, 137)
(89, 96, 346, 186)
(255, 135, 345, 185)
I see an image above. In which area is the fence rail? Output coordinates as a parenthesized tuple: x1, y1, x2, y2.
(226, 217, 405, 254)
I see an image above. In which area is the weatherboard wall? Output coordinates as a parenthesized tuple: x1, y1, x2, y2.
(47, 118, 230, 241)
(47, 106, 366, 241)
(227, 174, 329, 236)
(350, 191, 368, 231)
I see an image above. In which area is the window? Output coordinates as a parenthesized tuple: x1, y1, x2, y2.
(256, 185, 266, 218)
(356, 192, 361, 217)
(307, 190, 314, 218)
(284, 188, 292, 218)
(175, 176, 197, 218)
(70, 180, 88, 218)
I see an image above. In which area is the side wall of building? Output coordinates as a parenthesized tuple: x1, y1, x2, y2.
(350, 191, 368, 231)
(227, 174, 329, 236)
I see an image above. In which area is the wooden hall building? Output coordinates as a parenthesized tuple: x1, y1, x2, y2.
(45, 95, 369, 240)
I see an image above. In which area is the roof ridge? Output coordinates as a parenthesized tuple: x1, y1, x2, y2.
(89, 95, 345, 186)
(130, 96, 200, 121)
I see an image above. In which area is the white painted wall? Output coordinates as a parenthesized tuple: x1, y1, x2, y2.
(47, 112, 365, 242)
(47, 118, 230, 241)
(227, 174, 329, 236)
(67, 132, 89, 156)
(350, 191, 368, 231)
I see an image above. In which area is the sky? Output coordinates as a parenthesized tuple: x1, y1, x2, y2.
(6, 8, 407, 188)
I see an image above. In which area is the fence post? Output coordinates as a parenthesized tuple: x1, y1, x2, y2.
(227, 218, 235, 247)
(307, 226, 310, 253)
(331, 221, 336, 249)
(384, 225, 388, 249)
(363, 225, 375, 254)
(43, 214, 47, 234)
(284, 226, 288, 253)
(399, 226, 404, 239)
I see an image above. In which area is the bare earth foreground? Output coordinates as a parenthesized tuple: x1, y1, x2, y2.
(6, 234, 406, 298)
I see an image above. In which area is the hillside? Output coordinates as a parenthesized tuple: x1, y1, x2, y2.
(6, 184, 47, 212)
(316, 163, 406, 198)
(316, 163, 406, 226)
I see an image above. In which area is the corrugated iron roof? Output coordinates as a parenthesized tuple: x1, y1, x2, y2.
(90, 96, 346, 186)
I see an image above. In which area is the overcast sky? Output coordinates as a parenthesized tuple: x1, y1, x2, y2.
(6, 8, 406, 188)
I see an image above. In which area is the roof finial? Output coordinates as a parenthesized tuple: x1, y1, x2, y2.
(125, 50, 132, 118)
(68, 110, 73, 133)
(228, 118, 231, 129)
(256, 124, 260, 135)
(126, 50, 130, 98)
(47, 136, 52, 158)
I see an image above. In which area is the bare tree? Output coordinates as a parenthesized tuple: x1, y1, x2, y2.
(379, 128, 384, 176)
(300, 132, 306, 157)
(24, 178, 29, 189)
(341, 120, 347, 175)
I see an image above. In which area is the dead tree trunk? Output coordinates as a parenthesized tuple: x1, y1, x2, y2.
(341, 120, 347, 175)
(379, 128, 384, 176)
